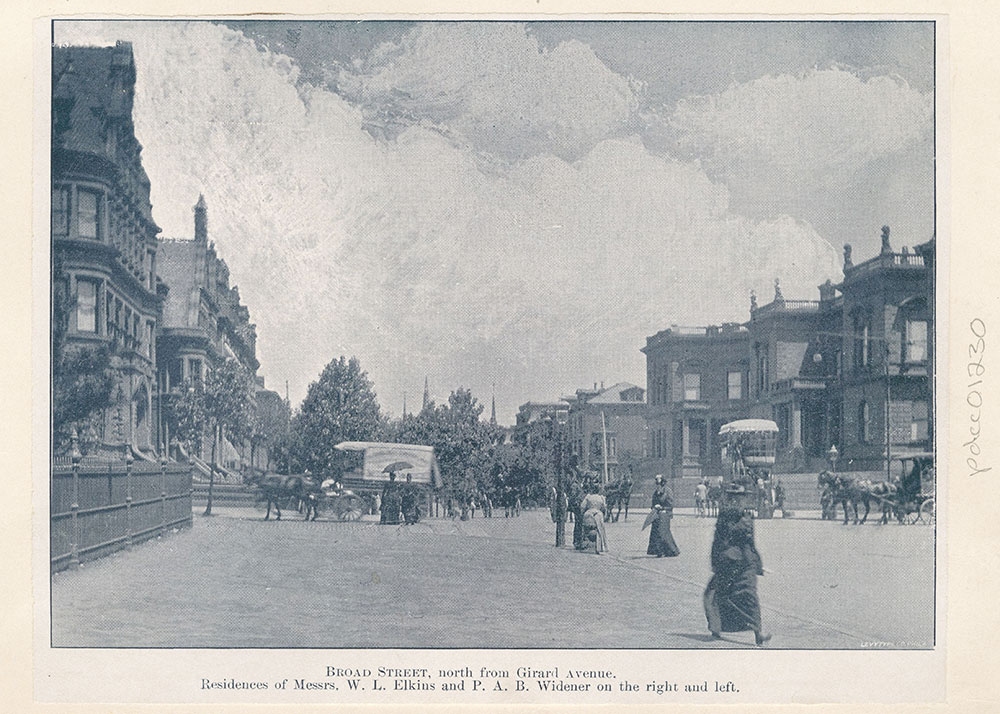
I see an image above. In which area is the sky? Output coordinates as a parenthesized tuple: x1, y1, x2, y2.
(53, 20, 935, 424)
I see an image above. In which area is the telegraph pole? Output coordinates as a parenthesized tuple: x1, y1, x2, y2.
(553, 417, 566, 547)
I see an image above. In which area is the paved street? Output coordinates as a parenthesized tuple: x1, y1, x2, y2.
(51, 507, 934, 649)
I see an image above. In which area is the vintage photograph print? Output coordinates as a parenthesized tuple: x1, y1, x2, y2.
(48, 18, 936, 651)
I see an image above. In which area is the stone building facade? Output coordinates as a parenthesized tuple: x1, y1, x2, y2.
(642, 230, 934, 479)
(564, 382, 646, 482)
(643, 324, 750, 479)
(156, 197, 265, 473)
(51, 42, 164, 458)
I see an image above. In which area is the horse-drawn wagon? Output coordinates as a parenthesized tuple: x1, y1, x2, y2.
(718, 419, 779, 517)
(891, 453, 935, 525)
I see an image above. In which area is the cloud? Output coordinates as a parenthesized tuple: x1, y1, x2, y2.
(53, 21, 841, 422)
(335, 23, 639, 162)
(664, 67, 933, 203)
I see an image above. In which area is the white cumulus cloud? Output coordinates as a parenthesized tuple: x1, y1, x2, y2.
(666, 67, 932, 203)
(54, 21, 841, 422)
(336, 22, 639, 162)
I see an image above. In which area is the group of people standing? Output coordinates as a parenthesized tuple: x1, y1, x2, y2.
(379, 472, 422, 525)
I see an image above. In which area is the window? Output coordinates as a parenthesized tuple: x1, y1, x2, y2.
(853, 311, 871, 369)
(728, 371, 742, 400)
(683, 373, 701, 401)
(168, 359, 183, 391)
(77, 188, 102, 240)
(755, 344, 768, 395)
(590, 433, 603, 461)
(688, 419, 705, 458)
(189, 358, 203, 388)
(105, 292, 114, 336)
(906, 320, 928, 363)
(76, 279, 97, 332)
(52, 187, 69, 236)
(911, 401, 929, 441)
(858, 400, 870, 444)
(608, 435, 617, 458)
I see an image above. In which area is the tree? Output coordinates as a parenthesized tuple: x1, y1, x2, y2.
(293, 356, 385, 475)
(202, 359, 255, 515)
(252, 392, 291, 472)
(390, 387, 504, 505)
(163, 381, 207, 457)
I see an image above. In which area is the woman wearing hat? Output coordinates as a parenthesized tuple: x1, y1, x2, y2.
(647, 475, 680, 557)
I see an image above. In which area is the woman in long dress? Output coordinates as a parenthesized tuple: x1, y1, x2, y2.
(647, 475, 680, 557)
(380, 473, 402, 525)
(703, 507, 771, 646)
(580, 489, 609, 554)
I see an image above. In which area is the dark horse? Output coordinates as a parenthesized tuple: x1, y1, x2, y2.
(604, 476, 634, 522)
(252, 473, 321, 521)
(817, 471, 897, 525)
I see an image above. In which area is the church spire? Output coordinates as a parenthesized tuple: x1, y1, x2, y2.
(490, 384, 497, 425)
(402, 391, 407, 418)
(422, 376, 430, 411)
(194, 194, 208, 243)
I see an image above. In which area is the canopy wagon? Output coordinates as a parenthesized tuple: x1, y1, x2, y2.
(892, 452, 935, 525)
(718, 419, 779, 517)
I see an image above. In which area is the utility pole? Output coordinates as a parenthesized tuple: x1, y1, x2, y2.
(285, 379, 291, 475)
(601, 410, 609, 488)
(553, 417, 566, 547)
(885, 341, 892, 482)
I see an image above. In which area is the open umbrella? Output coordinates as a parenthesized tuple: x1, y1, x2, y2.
(641, 507, 660, 530)
(383, 461, 414, 473)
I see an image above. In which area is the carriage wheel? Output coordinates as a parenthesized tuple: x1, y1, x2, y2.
(919, 498, 935, 525)
(900, 506, 920, 525)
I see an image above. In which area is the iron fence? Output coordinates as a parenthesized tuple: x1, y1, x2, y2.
(51, 457, 193, 572)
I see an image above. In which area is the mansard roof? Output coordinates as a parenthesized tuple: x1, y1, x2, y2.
(52, 42, 158, 231)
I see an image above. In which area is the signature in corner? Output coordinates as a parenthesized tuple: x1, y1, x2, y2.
(966, 318, 990, 476)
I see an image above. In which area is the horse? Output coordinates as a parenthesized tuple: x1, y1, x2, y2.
(251, 473, 321, 521)
(604, 476, 634, 522)
(817, 471, 897, 525)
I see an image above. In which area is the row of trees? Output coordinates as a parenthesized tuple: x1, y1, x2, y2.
(276, 356, 566, 507)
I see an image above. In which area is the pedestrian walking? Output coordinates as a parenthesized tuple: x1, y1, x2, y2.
(580, 481, 608, 554)
(646, 475, 680, 557)
(695, 480, 708, 517)
(703, 507, 771, 646)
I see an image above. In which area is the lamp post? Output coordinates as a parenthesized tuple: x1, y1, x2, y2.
(827, 444, 839, 473)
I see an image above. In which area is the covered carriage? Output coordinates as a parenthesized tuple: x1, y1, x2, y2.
(892, 452, 935, 525)
(718, 419, 779, 517)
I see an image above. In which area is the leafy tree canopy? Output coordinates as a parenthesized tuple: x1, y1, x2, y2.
(293, 356, 385, 475)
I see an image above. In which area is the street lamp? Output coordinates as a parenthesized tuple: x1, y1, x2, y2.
(827, 444, 839, 473)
